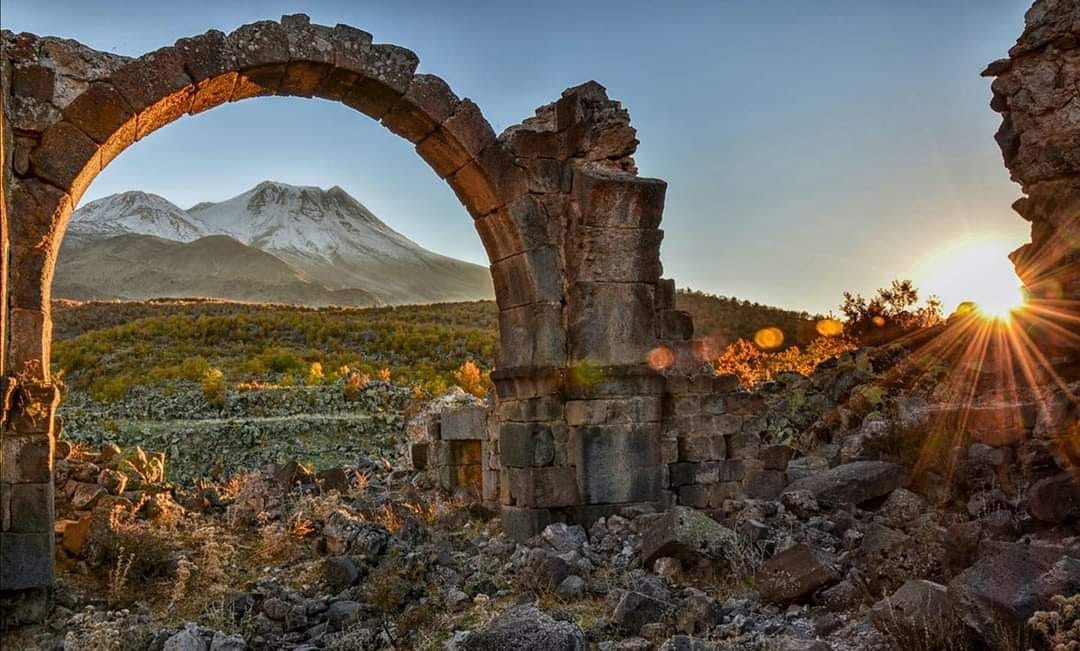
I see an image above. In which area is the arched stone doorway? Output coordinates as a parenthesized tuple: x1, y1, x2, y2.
(1, 15, 691, 608)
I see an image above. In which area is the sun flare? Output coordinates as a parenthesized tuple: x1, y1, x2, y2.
(915, 234, 1027, 320)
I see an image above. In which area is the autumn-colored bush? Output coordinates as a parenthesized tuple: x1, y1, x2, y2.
(201, 368, 227, 407)
(452, 360, 492, 398)
(714, 336, 856, 387)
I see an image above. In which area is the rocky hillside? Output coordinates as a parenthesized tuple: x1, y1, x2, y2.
(59, 183, 495, 305)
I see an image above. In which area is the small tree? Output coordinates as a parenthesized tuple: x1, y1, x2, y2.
(201, 367, 227, 407)
(840, 279, 942, 344)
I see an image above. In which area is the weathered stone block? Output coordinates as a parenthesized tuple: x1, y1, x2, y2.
(475, 195, 554, 264)
(0, 532, 53, 590)
(568, 282, 655, 366)
(0, 435, 53, 484)
(725, 430, 761, 458)
(189, 72, 239, 115)
(496, 302, 566, 369)
(742, 469, 786, 500)
(12, 64, 55, 102)
(573, 226, 663, 283)
(279, 61, 331, 97)
(174, 30, 236, 83)
(564, 364, 666, 400)
(230, 63, 286, 101)
(499, 423, 555, 467)
(500, 506, 553, 542)
(62, 82, 134, 144)
(29, 121, 97, 190)
(573, 166, 666, 229)
(440, 405, 487, 441)
(507, 466, 578, 508)
(475, 143, 530, 206)
(657, 310, 694, 340)
(761, 445, 794, 471)
(3, 483, 53, 533)
(640, 505, 738, 566)
(565, 397, 661, 426)
(782, 461, 906, 507)
(381, 73, 459, 143)
(655, 278, 676, 311)
(438, 464, 482, 493)
(8, 309, 52, 380)
(109, 46, 192, 113)
(678, 435, 726, 462)
(759, 544, 841, 605)
(496, 396, 564, 423)
(506, 127, 564, 159)
(448, 160, 502, 218)
(574, 425, 661, 504)
(490, 246, 562, 309)
(416, 124, 473, 178)
(313, 67, 361, 101)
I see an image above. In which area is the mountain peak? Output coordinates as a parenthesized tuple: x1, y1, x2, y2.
(71, 191, 208, 241)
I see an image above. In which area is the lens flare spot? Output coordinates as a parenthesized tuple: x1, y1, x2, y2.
(954, 301, 978, 317)
(753, 327, 784, 350)
(647, 346, 674, 370)
(815, 318, 844, 337)
(872, 315, 887, 328)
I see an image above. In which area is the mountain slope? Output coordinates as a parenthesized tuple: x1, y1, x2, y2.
(62, 182, 495, 305)
(54, 234, 380, 307)
(69, 191, 209, 241)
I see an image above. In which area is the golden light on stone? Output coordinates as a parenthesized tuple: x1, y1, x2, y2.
(647, 346, 675, 370)
(753, 327, 784, 350)
(815, 318, 844, 337)
(871, 315, 887, 328)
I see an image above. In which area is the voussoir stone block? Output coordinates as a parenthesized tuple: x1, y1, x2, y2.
(416, 124, 473, 178)
(491, 246, 562, 309)
(475, 195, 554, 264)
(280, 14, 336, 65)
(232, 64, 286, 101)
(279, 62, 332, 97)
(497, 302, 566, 369)
(448, 160, 503, 218)
(174, 30, 236, 83)
(442, 99, 497, 159)
(228, 21, 290, 70)
(381, 73, 460, 143)
(29, 121, 98, 190)
(61, 82, 134, 144)
(109, 46, 193, 113)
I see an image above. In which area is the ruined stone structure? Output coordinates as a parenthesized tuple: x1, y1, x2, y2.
(985, 0, 1080, 370)
(1, 0, 1077, 625)
(0, 15, 688, 616)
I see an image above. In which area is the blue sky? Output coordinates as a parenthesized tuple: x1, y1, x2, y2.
(3, 0, 1032, 313)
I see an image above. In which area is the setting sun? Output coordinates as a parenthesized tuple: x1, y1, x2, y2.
(914, 234, 1027, 320)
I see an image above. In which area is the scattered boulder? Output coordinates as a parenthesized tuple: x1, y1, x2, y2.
(326, 600, 362, 633)
(543, 523, 588, 553)
(467, 604, 587, 651)
(870, 580, 956, 643)
(163, 625, 207, 651)
(323, 556, 361, 592)
(640, 506, 738, 566)
(757, 544, 840, 604)
(611, 578, 672, 634)
(782, 461, 906, 507)
(948, 543, 1080, 643)
(1026, 472, 1080, 523)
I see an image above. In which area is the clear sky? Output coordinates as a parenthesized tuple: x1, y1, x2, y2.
(3, 0, 1033, 314)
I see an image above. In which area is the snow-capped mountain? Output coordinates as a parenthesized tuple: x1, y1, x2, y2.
(69, 191, 209, 241)
(60, 182, 494, 305)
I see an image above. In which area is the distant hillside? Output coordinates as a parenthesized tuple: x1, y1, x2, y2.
(675, 289, 822, 348)
(55, 234, 381, 307)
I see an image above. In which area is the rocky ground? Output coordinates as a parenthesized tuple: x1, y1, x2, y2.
(6, 337, 1080, 650)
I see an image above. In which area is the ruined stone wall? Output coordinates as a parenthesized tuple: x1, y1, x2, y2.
(985, 0, 1080, 364)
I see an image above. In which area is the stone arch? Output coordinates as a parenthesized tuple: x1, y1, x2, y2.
(2, 15, 688, 609)
(8, 15, 559, 381)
